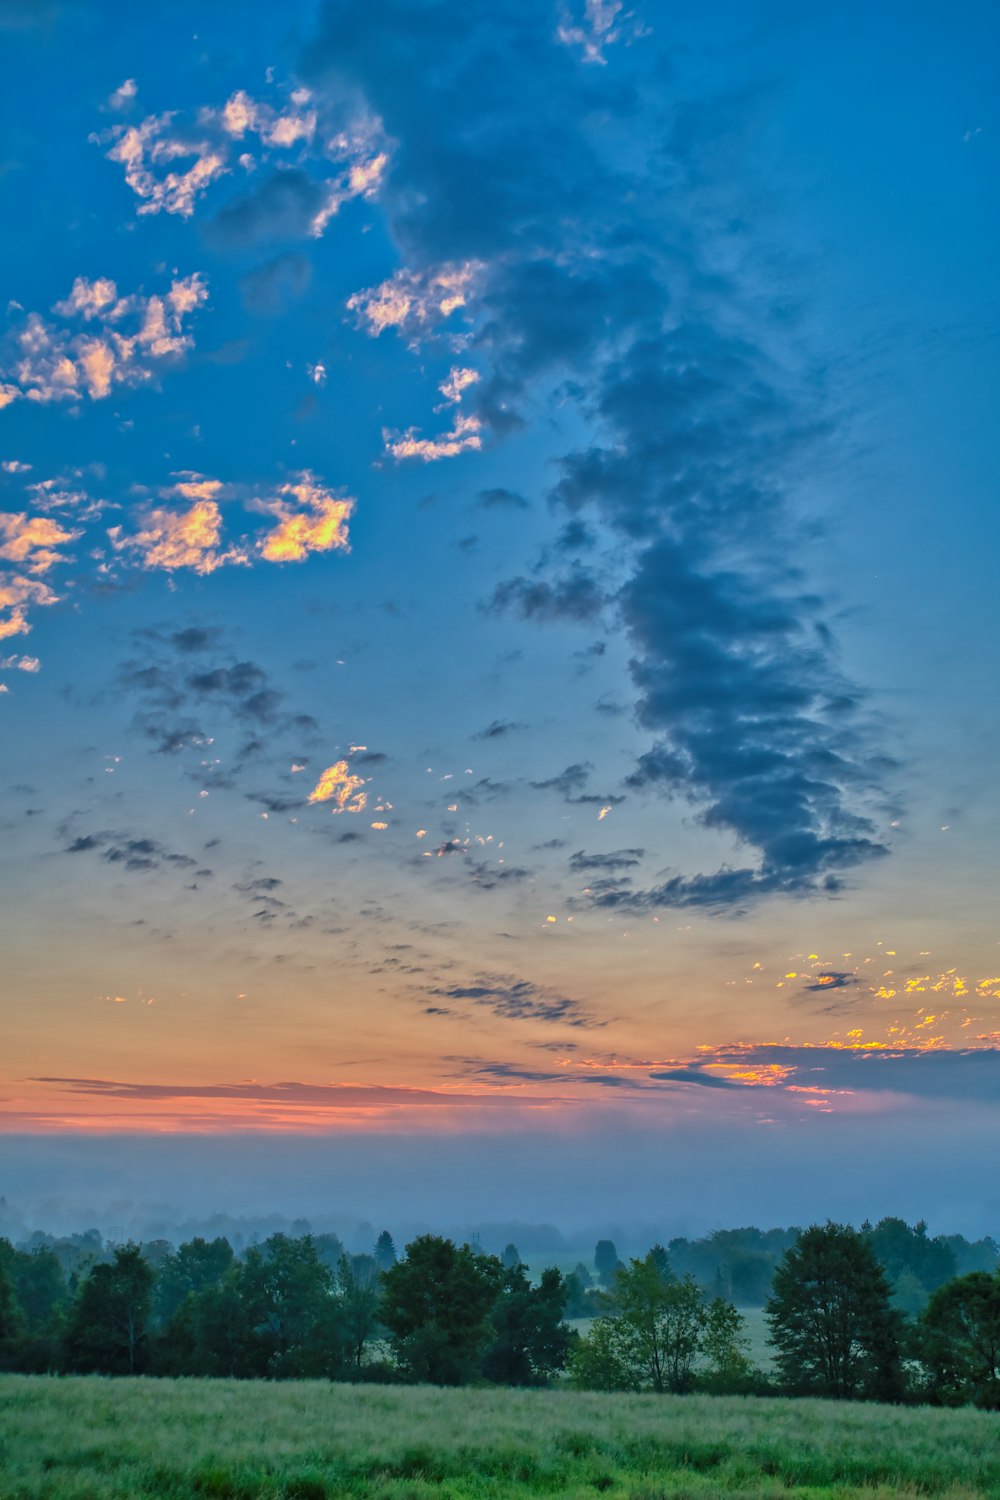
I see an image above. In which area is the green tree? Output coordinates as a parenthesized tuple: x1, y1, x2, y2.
(698, 1297, 756, 1393)
(766, 1223, 903, 1400)
(481, 1264, 573, 1385)
(380, 1235, 503, 1384)
(62, 1243, 154, 1374)
(154, 1236, 234, 1325)
(337, 1253, 382, 1370)
(571, 1252, 707, 1393)
(594, 1239, 622, 1288)
(236, 1233, 339, 1377)
(501, 1242, 522, 1270)
(918, 1271, 1000, 1409)
(373, 1231, 397, 1271)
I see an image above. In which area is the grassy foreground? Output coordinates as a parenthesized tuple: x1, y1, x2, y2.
(1, 1377, 999, 1500)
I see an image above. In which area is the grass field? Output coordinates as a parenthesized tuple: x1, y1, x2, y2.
(1, 1376, 999, 1500)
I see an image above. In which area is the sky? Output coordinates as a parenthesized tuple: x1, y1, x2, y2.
(1, 0, 998, 1239)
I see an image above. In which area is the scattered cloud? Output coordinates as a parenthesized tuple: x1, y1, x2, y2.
(0, 273, 207, 407)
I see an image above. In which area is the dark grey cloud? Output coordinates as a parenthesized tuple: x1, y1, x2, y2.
(472, 719, 524, 740)
(650, 1045, 1000, 1103)
(428, 972, 600, 1028)
(207, 169, 325, 249)
(477, 487, 529, 510)
(490, 568, 605, 623)
(63, 828, 198, 875)
(803, 971, 857, 993)
(569, 848, 644, 873)
(303, 0, 894, 911)
(530, 762, 625, 808)
(240, 252, 313, 315)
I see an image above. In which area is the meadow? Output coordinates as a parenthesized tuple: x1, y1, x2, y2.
(1, 1376, 999, 1500)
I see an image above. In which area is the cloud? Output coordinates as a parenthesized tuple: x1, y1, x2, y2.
(303, 0, 893, 911)
(384, 411, 481, 463)
(473, 719, 524, 740)
(95, 82, 388, 236)
(428, 972, 600, 1028)
(63, 827, 197, 874)
(649, 1042, 1000, 1105)
(307, 759, 368, 813)
(240, 253, 312, 315)
(0, 273, 207, 407)
(108, 499, 242, 576)
(107, 78, 137, 111)
(29, 1076, 568, 1112)
(347, 262, 480, 342)
(491, 568, 604, 622)
(477, 487, 529, 510)
(569, 847, 644, 873)
(107, 469, 353, 576)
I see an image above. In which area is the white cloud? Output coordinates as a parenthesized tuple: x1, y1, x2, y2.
(347, 262, 480, 343)
(384, 411, 482, 463)
(107, 78, 137, 111)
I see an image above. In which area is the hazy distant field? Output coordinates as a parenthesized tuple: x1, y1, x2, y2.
(2, 1376, 999, 1500)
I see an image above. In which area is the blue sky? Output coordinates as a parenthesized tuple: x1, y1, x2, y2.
(0, 0, 998, 1232)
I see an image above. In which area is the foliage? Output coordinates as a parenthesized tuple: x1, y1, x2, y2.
(571, 1250, 744, 1394)
(481, 1263, 573, 1384)
(373, 1230, 397, 1270)
(593, 1238, 621, 1287)
(380, 1234, 504, 1384)
(61, 1243, 154, 1375)
(918, 1270, 1000, 1409)
(766, 1222, 904, 1399)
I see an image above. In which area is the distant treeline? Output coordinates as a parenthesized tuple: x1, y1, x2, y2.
(1, 1218, 998, 1406)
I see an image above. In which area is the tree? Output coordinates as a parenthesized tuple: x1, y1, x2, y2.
(594, 1239, 622, 1288)
(698, 1298, 756, 1393)
(235, 1233, 339, 1377)
(766, 1223, 903, 1400)
(918, 1272, 1000, 1409)
(337, 1253, 383, 1370)
(501, 1242, 522, 1270)
(481, 1264, 573, 1385)
(380, 1235, 503, 1385)
(863, 1217, 957, 1311)
(571, 1252, 708, 1393)
(62, 1243, 154, 1374)
(154, 1236, 234, 1325)
(373, 1231, 397, 1271)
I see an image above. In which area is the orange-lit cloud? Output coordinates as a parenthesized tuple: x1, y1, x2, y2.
(108, 499, 243, 576)
(1, 274, 208, 407)
(307, 759, 368, 813)
(251, 474, 354, 561)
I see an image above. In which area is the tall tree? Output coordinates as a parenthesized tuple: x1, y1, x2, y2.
(918, 1271, 1000, 1409)
(337, 1253, 383, 1370)
(236, 1233, 339, 1377)
(380, 1235, 503, 1385)
(481, 1264, 572, 1385)
(62, 1244, 154, 1375)
(594, 1239, 622, 1288)
(766, 1223, 903, 1400)
(571, 1252, 710, 1393)
(373, 1231, 397, 1271)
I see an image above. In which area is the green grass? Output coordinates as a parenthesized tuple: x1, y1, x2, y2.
(1, 1377, 999, 1500)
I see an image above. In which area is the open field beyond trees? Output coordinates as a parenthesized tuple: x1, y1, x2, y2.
(2, 1376, 1000, 1500)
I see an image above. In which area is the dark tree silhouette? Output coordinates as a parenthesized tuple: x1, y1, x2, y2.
(766, 1223, 903, 1400)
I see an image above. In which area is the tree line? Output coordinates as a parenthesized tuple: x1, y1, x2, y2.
(1, 1219, 998, 1406)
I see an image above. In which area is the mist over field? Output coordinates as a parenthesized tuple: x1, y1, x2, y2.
(4, 1117, 999, 1245)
